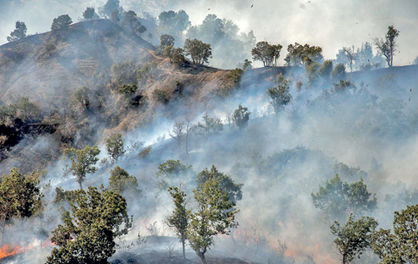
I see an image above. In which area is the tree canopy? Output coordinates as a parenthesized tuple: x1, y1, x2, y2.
(184, 39, 212, 65)
(251, 41, 282, 67)
(64, 145, 100, 189)
(7, 21, 27, 42)
(109, 166, 139, 194)
(51, 15, 72, 31)
(46, 187, 132, 264)
(106, 133, 125, 161)
(284, 42, 323, 66)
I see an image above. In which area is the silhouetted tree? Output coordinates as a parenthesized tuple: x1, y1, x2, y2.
(232, 104, 250, 129)
(318, 60, 333, 79)
(83, 7, 97, 19)
(51, 15, 72, 31)
(184, 39, 212, 65)
(121, 10, 146, 37)
(7, 21, 27, 42)
(158, 10, 190, 41)
(101, 0, 121, 19)
(375, 25, 400, 67)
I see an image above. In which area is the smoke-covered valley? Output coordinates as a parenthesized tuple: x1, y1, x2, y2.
(0, 1, 417, 264)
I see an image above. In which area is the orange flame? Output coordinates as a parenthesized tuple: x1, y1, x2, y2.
(0, 240, 53, 261)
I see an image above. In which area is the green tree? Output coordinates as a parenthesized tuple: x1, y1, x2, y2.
(284, 42, 323, 66)
(232, 104, 250, 129)
(251, 41, 282, 67)
(64, 145, 100, 189)
(371, 204, 417, 263)
(106, 133, 125, 161)
(267, 73, 291, 113)
(184, 39, 212, 65)
(0, 168, 42, 235)
(188, 178, 239, 264)
(167, 186, 190, 259)
(7, 21, 27, 42)
(46, 187, 132, 264)
(331, 214, 378, 264)
(375, 25, 400, 67)
(83, 7, 97, 19)
(312, 175, 377, 220)
(109, 166, 139, 194)
(196, 113, 223, 136)
(197, 166, 242, 203)
(332, 63, 346, 80)
(157, 160, 191, 181)
(318, 60, 333, 79)
(160, 34, 175, 49)
(51, 14, 73, 31)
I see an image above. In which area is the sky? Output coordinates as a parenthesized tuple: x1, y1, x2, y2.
(0, 0, 417, 65)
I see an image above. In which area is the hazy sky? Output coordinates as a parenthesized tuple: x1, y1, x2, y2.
(1, 0, 417, 65)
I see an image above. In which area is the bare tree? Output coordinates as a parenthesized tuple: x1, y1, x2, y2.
(375, 25, 400, 67)
(342, 46, 356, 72)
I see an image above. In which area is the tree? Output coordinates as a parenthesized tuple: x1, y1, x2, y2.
(371, 204, 417, 263)
(318, 60, 333, 79)
(188, 178, 239, 264)
(332, 63, 346, 80)
(196, 113, 223, 136)
(160, 34, 175, 49)
(167, 186, 190, 259)
(354, 42, 384, 70)
(0, 168, 42, 233)
(413, 56, 418, 65)
(64, 145, 100, 189)
(312, 175, 377, 220)
(121, 10, 146, 37)
(158, 10, 191, 41)
(284, 42, 323, 66)
(106, 133, 125, 161)
(251, 41, 282, 67)
(101, 0, 121, 19)
(342, 46, 356, 72)
(46, 187, 132, 264)
(83, 7, 97, 19)
(242, 59, 252, 71)
(109, 166, 139, 194)
(267, 73, 291, 113)
(184, 39, 212, 65)
(157, 160, 191, 178)
(7, 21, 27, 42)
(51, 15, 72, 31)
(375, 25, 400, 67)
(197, 166, 242, 203)
(330, 214, 378, 264)
(232, 104, 250, 129)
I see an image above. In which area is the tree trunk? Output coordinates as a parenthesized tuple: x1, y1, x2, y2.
(182, 239, 186, 259)
(342, 253, 348, 264)
(198, 252, 207, 264)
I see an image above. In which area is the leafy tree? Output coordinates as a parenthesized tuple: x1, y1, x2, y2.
(375, 25, 400, 67)
(64, 145, 100, 189)
(332, 63, 346, 80)
(106, 133, 125, 161)
(284, 42, 323, 66)
(330, 214, 378, 264)
(158, 10, 191, 41)
(46, 187, 132, 264)
(232, 104, 250, 129)
(196, 113, 223, 136)
(318, 60, 333, 79)
(312, 175, 377, 220)
(83, 7, 97, 20)
(371, 204, 417, 263)
(184, 39, 212, 65)
(101, 0, 121, 19)
(160, 34, 175, 49)
(342, 46, 356, 72)
(188, 178, 239, 264)
(197, 165, 242, 203)
(251, 41, 282, 67)
(109, 166, 139, 194)
(121, 10, 146, 37)
(0, 168, 42, 231)
(164, 47, 187, 65)
(267, 73, 291, 113)
(167, 186, 190, 259)
(157, 160, 191, 178)
(51, 15, 72, 31)
(7, 21, 27, 42)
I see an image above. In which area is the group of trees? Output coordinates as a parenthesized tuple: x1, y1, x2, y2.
(166, 164, 241, 264)
(159, 35, 212, 65)
(312, 174, 417, 264)
(251, 41, 282, 67)
(330, 205, 417, 264)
